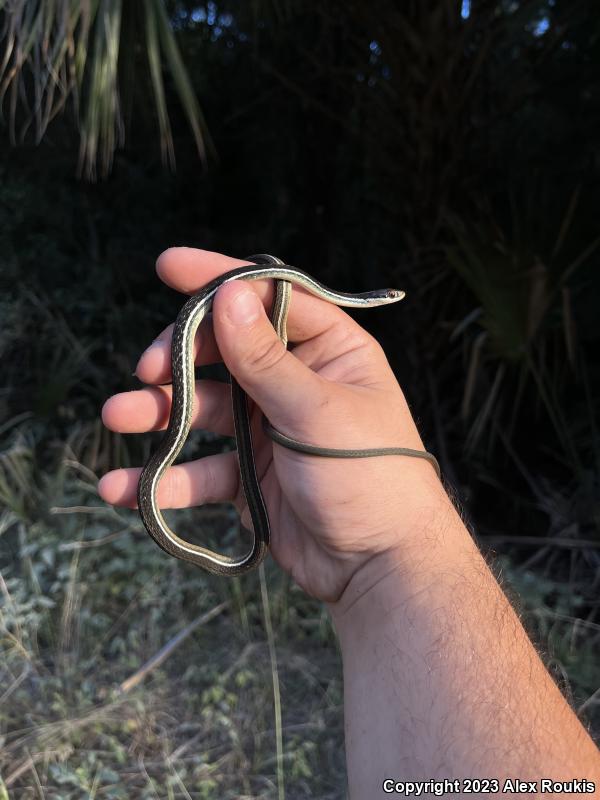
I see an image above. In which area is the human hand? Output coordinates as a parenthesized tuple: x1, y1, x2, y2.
(98, 247, 445, 602)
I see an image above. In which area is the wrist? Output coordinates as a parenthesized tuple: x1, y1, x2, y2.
(327, 484, 472, 638)
(326, 481, 600, 787)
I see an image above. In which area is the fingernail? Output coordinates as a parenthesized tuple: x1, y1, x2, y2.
(135, 338, 163, 375)
(140, 340, 163, 362)
(226, 290, 262, 325)
(144, 338, 163, 353)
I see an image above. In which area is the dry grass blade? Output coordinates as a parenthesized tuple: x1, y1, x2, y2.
(551, 185, 581, 261)
(561, 233, 600, 286)
(561, 286, 576, 370)
(0, 663, 31, 706)
(4, 748, 46, 791)
(0, 439, 34, 519)
(526, 258, 549, 342)
(119, 601, 230, 693)
(482, 534, 600, 549)
(3, 700, 128, 785)
(579, 687, 600, 715)
(259, 562, 285, 800)
(461, 330, 487, 422)
(465, 363, 505, 455)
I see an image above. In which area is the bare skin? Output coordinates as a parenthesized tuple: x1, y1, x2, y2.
(99, 247, 600, 797)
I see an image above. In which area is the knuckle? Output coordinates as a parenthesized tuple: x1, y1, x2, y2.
(164, 465, 184, 509)
(365, 333, 385, 359)
(202, 460, 218, 504)
(332, 320, 375, 353)
(245, 335, 287, 375)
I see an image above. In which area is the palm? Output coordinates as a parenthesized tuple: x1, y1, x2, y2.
(236, 359, 393, 602)
(237, 400, 345, 601)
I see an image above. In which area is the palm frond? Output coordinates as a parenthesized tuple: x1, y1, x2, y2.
(145, 0, 175, 171)
(0, 0, 211, 179)
(149, 0, 214, 168)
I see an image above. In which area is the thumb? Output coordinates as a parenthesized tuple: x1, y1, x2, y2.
(212, 281, 326, 429)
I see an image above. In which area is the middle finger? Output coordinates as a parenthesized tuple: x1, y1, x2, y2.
(102, 379, 236, 437)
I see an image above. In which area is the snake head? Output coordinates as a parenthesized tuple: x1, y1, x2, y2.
(386, 289, 406, 301)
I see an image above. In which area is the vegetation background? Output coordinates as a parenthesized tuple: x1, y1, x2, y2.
(0, 0, 598, 797)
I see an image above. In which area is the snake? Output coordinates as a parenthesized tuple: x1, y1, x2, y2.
(137, 254, 440, 576)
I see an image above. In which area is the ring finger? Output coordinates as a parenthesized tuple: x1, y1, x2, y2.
(97, 449, 242, 510)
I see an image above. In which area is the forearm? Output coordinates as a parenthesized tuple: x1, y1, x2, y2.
(329, 485, 600, 798)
